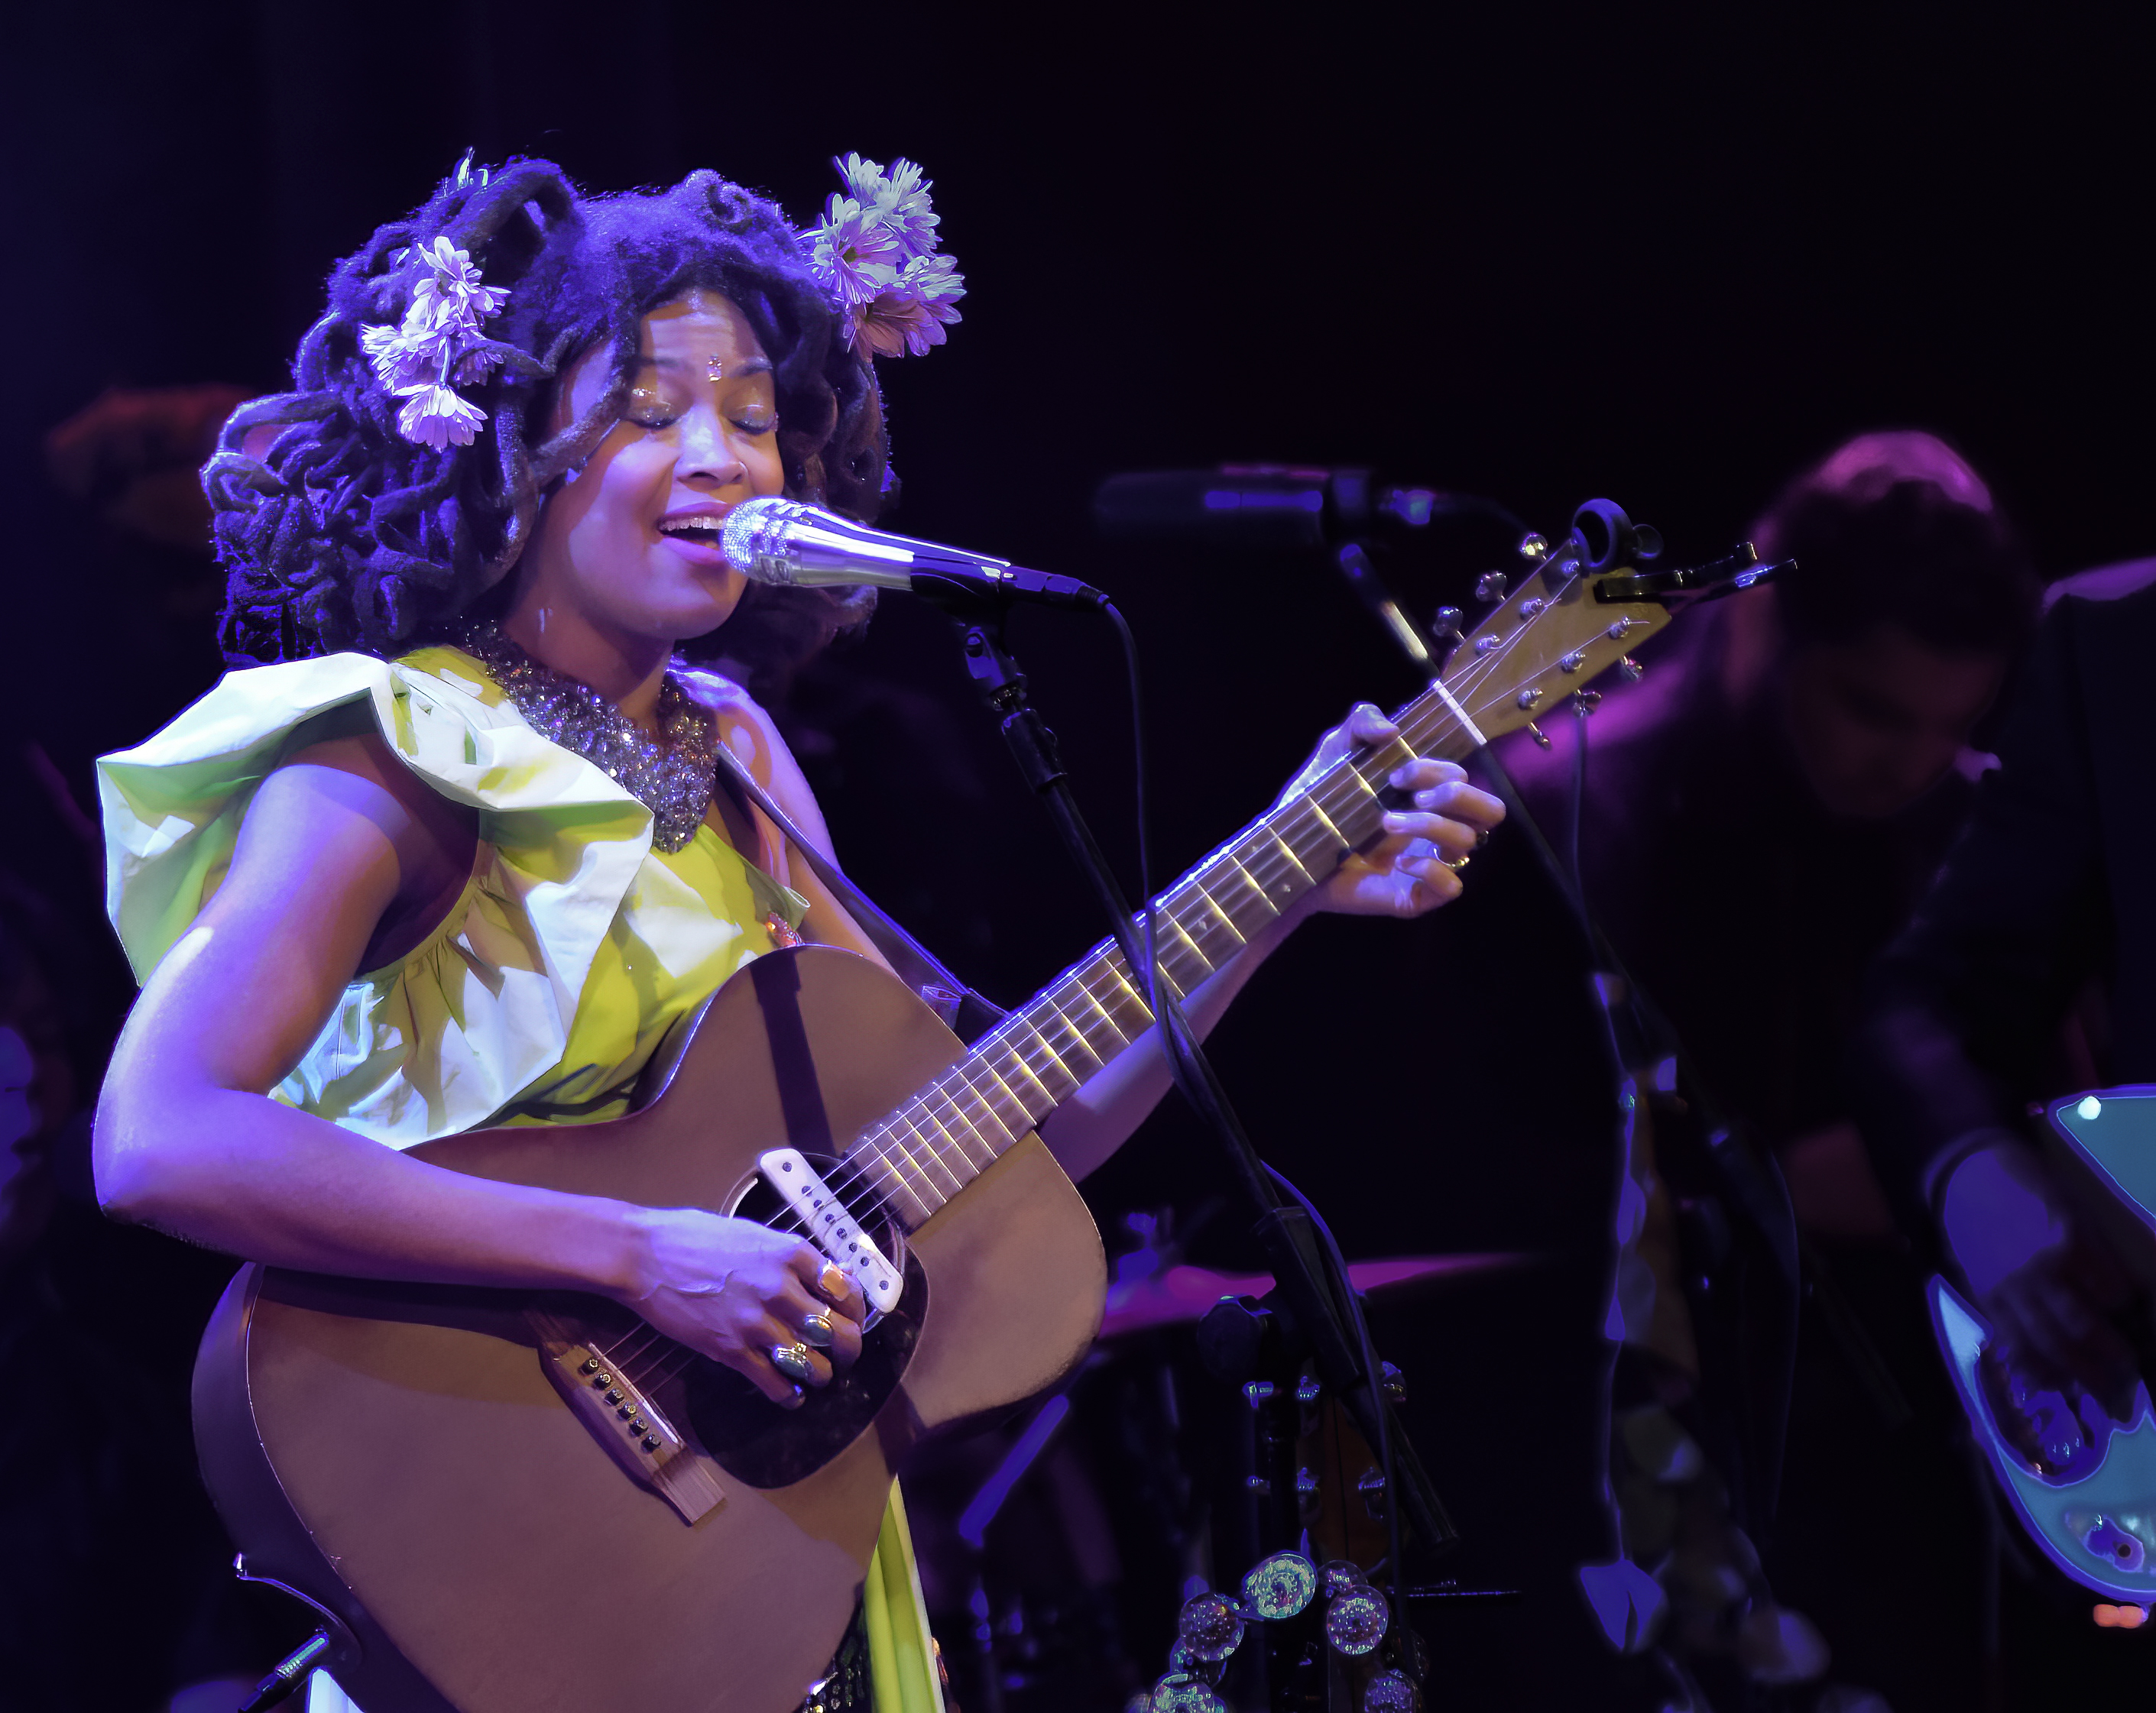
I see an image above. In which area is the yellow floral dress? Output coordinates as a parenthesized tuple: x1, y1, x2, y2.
(98, 645, 943, 1713)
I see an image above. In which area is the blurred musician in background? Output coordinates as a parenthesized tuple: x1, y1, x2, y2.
(1502, 431, 2039, 1709)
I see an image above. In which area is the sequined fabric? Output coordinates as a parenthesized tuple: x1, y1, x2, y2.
(456, 620, 718, 852)
(802, 1598, 874, 1713)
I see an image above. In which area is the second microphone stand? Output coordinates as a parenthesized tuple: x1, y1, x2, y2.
(939, 594, 1453, 1683)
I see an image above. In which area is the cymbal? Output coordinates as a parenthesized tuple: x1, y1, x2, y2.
(1097, 1253, 1533, 1341)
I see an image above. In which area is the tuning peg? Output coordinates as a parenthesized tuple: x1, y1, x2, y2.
(1518, 533, 1550, 563)
(1516, 688, 1543, 711)
(1525, 722, 1551, 750)
(1572, 691, 1603, 716)
(1474, 572, 1509, 604)
(1432, 605, 1464, 640)
(1618, 656, 1644, 682)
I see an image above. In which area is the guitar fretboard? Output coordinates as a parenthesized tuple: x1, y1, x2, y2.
(832, 678, 1486, 1227)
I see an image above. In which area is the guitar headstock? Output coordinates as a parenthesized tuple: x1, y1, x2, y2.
(1435, 499, 1782, 746)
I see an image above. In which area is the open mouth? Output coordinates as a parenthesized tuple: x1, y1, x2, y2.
(657, 519, 727, 548)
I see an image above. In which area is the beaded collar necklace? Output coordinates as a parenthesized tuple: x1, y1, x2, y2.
(454, 620, 718, 853)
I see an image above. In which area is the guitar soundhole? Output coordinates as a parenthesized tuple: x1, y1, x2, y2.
(679, 1247, 927, 1489)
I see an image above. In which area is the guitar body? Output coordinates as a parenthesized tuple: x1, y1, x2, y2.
(1931, 1086, 2156, 1601)
(193, 945, 1108, 1713)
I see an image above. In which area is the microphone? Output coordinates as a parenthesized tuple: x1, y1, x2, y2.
(719, 497, 1107, 610)
(1092, 466, 1525, 549)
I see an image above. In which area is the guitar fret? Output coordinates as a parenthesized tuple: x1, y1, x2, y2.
(1263, 826, 1320, 886)
(1221, 853, 1283, 921)
(1095, 956, 1157, 1024)
(933, 1065, 1016, 1162)
(948, 1053, 1029, 1145)
(856, 1128, 938, 1226)
(1039, 988, 1113, 1074)
(1151, 910, 1208, 989)
(913, 1086, 984, 1185)
(880, 1112, 952, 1210)
(1071, 961, 1146, 1043)
(1294, 795, 1350, 854)
(1187, 876, 1247, 946)
(1010, 1008, 1085, 1098)
(984, 1031, 1059, 1117)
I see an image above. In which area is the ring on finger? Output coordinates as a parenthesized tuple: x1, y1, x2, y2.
(771, 1342, 817, 1384)
(1441, 852, 1470, 872)
(799, 1311, 836, 1348)
(814, 1261, 851, 1303)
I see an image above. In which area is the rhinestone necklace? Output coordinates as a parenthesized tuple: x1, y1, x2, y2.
(454, 620, 718, 853)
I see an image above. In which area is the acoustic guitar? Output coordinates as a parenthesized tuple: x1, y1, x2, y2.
(194, 515, 1743, 1711)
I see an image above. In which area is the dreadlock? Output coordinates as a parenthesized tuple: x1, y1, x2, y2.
(205, 158, 890, 670)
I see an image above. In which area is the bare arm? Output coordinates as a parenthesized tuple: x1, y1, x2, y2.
(94, 739, 862, 1403)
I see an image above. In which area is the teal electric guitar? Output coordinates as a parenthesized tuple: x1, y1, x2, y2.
(1932, 1086, 2156, 1601)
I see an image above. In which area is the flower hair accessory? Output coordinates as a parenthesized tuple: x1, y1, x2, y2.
(361, 235, 513, 449)
(807, 154, 966, 362)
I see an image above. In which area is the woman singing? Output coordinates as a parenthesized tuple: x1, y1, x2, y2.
(91, 156, 1501, 1713)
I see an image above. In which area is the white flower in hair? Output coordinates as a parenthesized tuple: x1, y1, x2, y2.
(407, 236, 511, 332)
(363, 233, 511, 449)
(395, 385, 488, 451)
(808, 152, 964, 363)
(809, 195, 902, 313)
(877, 158, 940, 252)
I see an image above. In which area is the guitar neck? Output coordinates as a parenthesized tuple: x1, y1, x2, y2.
(844, 678, 1487, 1226)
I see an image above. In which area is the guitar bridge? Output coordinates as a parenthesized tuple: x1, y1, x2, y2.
(528, 1312, 726, 1526)
(757, 1148, 906, 1318)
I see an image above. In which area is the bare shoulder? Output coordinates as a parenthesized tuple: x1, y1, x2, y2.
(241, 727, 477, 921)
(675, 667, 835, 857)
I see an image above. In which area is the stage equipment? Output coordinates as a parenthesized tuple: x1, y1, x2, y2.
(1932, 1086, 2156, 1608)
(1092, 466, 1525, 552)
(721, 495, 1107, 610)
(190, 510, 1697, 1713)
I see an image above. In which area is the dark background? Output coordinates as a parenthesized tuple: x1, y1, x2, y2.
(2, 2, 2151, 1708)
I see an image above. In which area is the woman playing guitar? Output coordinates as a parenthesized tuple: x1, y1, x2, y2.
(89, 157, 1502, 1711)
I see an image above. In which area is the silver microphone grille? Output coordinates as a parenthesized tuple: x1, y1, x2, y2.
(718, 497, 809, 585)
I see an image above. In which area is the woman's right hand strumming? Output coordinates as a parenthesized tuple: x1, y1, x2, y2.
(618, 1210, 866, 1404)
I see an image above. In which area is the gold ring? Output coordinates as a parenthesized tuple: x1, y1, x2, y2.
(771, 1342, 816, 1383)
(815, 1262, 851, 1302)
(1441, 853, 1470, 872)
(800, 1312, 836, 1348)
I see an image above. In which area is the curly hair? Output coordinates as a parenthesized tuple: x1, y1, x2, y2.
(205, 158, 890, 671)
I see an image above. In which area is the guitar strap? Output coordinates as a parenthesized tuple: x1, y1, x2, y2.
(710, 741, 1008, 1044)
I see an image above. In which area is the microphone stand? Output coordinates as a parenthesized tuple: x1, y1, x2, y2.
(936, 596, 1455, 1655)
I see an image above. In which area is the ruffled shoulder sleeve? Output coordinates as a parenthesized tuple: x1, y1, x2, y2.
(96, 649, 656, 1012)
